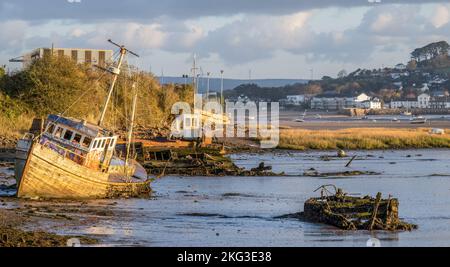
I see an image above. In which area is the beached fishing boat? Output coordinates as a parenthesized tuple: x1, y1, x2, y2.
(15, 40, 152, 199)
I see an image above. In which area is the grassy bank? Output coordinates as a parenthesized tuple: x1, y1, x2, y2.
(0, 114, 33, 140)
(278, 128, 450, 150)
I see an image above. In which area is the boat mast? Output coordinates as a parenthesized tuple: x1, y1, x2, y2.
(98, 39, 139, 127)
(98, 47, 126, 126)
(125, 83, 138, 170)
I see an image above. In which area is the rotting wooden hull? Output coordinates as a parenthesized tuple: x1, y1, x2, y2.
(17, 143, 151, 199)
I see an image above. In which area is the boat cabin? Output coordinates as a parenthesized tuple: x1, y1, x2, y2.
(40, 115, 117, 171)
(171, 114, 202, 139)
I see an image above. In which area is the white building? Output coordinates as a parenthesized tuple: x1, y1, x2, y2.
(311, 93, 371, 110)
(395, 63, 407, 71)
(285, 95, 306, 106)
(418, 93, 431, 108)
(389, 93, 431, 109)
(18, 48, 114, 67)
(354, 93, 371, 102)
(357, 99, 382, 110)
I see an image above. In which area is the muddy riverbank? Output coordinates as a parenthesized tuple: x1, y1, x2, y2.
(0, 160, 102, 247)
(2, 149, 450, 246)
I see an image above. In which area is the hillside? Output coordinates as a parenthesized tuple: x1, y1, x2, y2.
(159, 76, 308, 92)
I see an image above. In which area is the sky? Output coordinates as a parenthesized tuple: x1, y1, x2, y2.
(2, 0, 450, 79)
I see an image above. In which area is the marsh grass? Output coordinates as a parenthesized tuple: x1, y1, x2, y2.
(279, 128, 450, 150)
(0, 114, 33, 140)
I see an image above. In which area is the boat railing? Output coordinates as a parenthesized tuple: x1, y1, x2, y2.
(41, 140, 86, 165)
(21, 133, 35, 140)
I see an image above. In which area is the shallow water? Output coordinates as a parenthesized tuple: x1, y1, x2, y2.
(2, 149, 450, 247)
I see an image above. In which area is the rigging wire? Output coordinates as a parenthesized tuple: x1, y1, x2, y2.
(34, 52, 122, 141)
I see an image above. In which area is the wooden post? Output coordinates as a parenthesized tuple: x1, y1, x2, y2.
(369, 192, 382, 230)
(345, 155, 357, 167)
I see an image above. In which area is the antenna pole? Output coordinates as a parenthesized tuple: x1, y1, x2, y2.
(98, 47, 126, 126)
(220, 70, 224, 107)
(192, 54, 198, 107)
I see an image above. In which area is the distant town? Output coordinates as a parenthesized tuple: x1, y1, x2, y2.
(225, 41, 450, 114)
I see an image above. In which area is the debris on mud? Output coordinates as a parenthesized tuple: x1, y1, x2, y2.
(122, 143, 283, 177)
(304, 169, 380, 177)
(0, 209, 98, 247)
(295, 185, 417, 231)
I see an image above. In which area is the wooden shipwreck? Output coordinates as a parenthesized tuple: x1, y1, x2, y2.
(14, 40, 152, 199)
(301, 185, 417, 231)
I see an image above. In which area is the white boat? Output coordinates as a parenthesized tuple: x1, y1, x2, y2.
(294, 110, 307, 123)
(410, 116, 427, 124)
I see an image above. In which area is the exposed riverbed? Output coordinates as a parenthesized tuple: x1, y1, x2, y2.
(2, 149, 450, 247)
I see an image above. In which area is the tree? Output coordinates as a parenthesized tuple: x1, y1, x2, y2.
(407, 60, 417, 71)
(0, 65, 5, 78)
(411, 41, 450, 62)
(337, 69, 348, 79)
(0, 55, 194, 129)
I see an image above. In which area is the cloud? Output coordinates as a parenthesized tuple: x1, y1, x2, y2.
(0, 0, 449, 22)
(0, 20, 28, 52)
(432, 5, 450, 28)
(4, 1, 450, 78)
(188, 4, 450, 65)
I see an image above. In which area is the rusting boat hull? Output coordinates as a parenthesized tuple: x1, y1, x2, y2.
(300, 187, 417, 231)
(17, 143, 150, 199)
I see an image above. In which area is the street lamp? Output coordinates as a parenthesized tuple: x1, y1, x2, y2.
(206, 72, 211, 102)
(196, 74, 201, 97)
(220, 70, 224, 107)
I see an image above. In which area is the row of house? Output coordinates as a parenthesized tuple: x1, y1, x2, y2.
(389, 93, 450, 109)
(281, 93, 382, 110)
(310, 93, 382, 110)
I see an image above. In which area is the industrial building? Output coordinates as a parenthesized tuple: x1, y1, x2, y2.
(10, 47, 114, 67)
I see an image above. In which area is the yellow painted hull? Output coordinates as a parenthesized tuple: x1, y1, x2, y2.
(17, 143, 151, 199)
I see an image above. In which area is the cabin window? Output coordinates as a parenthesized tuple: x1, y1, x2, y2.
(73, 134, 82, 144)
(93, 140, 98, 149)
(64, 130, 74, 141)
(82, 137, 92, 148)
(46, 124, 55, 135)
(109, 139, 115, 148)
(101, 139, 106, 148)
(54, 127, 64, 138)
(105, 139, 111, 150)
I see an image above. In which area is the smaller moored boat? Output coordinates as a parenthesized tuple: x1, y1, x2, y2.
(410, 116, 427, 124)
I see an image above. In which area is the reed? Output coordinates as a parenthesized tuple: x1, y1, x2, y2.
(0, 114, 33, 140)
(278, 128, 450, 150)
